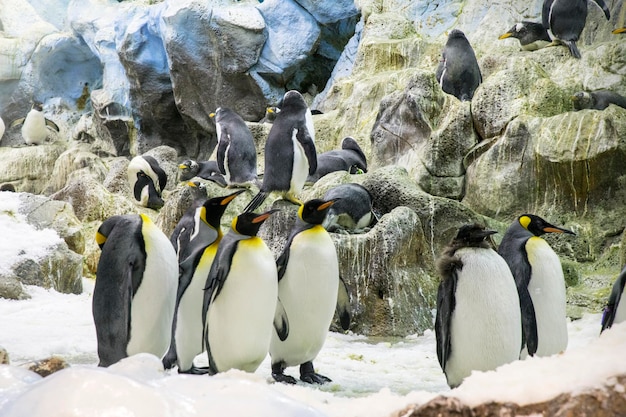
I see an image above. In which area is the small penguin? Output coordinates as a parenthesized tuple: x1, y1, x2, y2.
(435, 29, 482, 102)
(614, 28, 626, 34)
(93, 214, 178, 367)
(210, 107, 258, 188)
(259, 106, 281, 124)
(571, 90, 626, 111)
(498, 21, 551, 51)
(9, 102, 60, 145)
(306, 137, 368, 184)
(128, 155, 168, 210)
(322, 183, 375, 233)
(163, 190, 244, 374)
(542, 0, 610, 59)
(202, 210, 279, 374)
(270, 199, 351, 384)
(244, 90, 317, 212)
(498, 214, 575, 358)
(600, 266, 626, 333)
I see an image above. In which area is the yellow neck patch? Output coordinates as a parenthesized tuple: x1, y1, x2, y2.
(519, 215, 531, 230)
(95, 232, 106, 246)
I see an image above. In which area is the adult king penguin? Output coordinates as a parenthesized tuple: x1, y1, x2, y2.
(202, 210, 279, 374)
(163, 190, 244, 373)
(128, 155, 168, 210)
(270, 199, 351, 384)
(435, 224, 522, 388)
(210, 107, 258, 188)
(542, 0, 610, 59)
(498, 21, 551, 51)
(244, 90, 317, 213)
(9, 101, 59, 145)
(93, 214, 178, 367)
(435, 29, 482, 102)
(600, 266, 626, 333)
(498, 214, 575, 358)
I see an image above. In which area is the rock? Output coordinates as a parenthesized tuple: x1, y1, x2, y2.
(0, 275, 28, 300)
(0, 346, 9, 365)
(0, 143, 66, 194)
(23, 356, 69, 378)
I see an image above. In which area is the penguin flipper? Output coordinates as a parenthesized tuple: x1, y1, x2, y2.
(336, 276, 351, 331)
(45, 118, 60, 132)
(244, 190, 269, 213)
(518, 285, 538, 356)
(435, 265, 458, 371)
(8, 118, 25, 129)
(601, 267, 626, 333)
(276, 238, 292, 282)
(591, 0, 610, 20)
(296, 128, 318, 175)
(274, 297, 289, 341)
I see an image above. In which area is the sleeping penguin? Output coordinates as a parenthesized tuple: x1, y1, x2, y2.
(127, 155, 168, 210)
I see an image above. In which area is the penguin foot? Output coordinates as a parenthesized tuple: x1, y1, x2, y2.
(271, 372, 298, 384)
(179, 365, 210, 375)
(299, 361, 331, 384)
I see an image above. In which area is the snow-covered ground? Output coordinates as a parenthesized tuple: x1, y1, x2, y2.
(0, 279, 622, 417)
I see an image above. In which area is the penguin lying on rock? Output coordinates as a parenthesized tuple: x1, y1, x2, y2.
(322, 183, 375, 233)
(306, 137, 368, 184)
(498, 21, 551, 51)
(600, 266, 626, 333)
(178, 160, 227, 187)
(571, 90, 626, 111)
(9, 102, 59, 145)
(436, 29, 482, 102)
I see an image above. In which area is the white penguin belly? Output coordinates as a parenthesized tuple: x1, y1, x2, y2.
(223, 139, 232, 183)
(289, 129, 309, 196)
(175, 245, 217, 371)
(127, 216, 178, 359)
(207, 239, 278, 373)
(22, 110, 47, 145)
(270, 228, 338, 367)
(526, 237, 568, 357)
(445, 248, 522, 388)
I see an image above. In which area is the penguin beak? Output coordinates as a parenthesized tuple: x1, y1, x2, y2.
(478, 229, 498, 239)
(179, 164, 188, 169)
(543, 225, 576, 235)
(209, 112, 216, 118)
(221, 189, 246, 205)
(317, 199, 339, 211)
(613, 28, 626, 34)
(498, 32, 513, 40)
(253, 209, 280, 223)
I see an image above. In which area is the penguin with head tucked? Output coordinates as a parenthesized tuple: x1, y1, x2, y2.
(244, 90, 317, 212)
(9, 101, 59, 145)
(93, 214, 178, 367)
(178, 159, 226, 187)
(306, 136, 368, 184)
(162, 190, 244, 374)
(202, 210, 279, 374)
(436, 224, 522, 388)
(435, 29, 482, 102)
(571, 90, 626, 111)
(498, 21, 551, 51)
(128, 155, 168, 210)
(322, 183, 375, 233)
(270, 199, 351, 384)
(600, 266, 626, 334)
(498, 214, 575, 358)
(210, 107, 258, 188)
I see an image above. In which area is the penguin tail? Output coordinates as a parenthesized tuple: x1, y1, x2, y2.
(244, 190, 269, 213)
(564, 41, 581, 59)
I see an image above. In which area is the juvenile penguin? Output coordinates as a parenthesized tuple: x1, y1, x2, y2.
(435, 224, 522, 388)
(202, 210, 279, 374)
(178, 160, 226, 186)
(542, 0, 610, 58)
(306, 137, 368, 184)
(600, 266, 626, 333)
(270, 199, 351, 384)
(571, 90, 626, 110)
(9, 102, 59, 145)
(498, 21, 551, 51)
(498, 214, 575, 358)
(322, 183, 374, 233)
(435, 29, 482, 101)
(128, 155, 168, 210)
(93, 214, 178, 367)
(244, 90, 317, 212)
(162, 190, 244, 373)
(210, 107, 258, 188)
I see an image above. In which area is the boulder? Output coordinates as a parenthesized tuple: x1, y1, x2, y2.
(23, 356, 69, 378)
(0, 142, 67, 194)
(0, 346, 9, 365)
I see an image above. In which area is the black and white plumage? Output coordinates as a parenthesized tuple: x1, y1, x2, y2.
(244, 90, 317, 213)
(9, 102, 59, 145)
(259, 106, 281, 124)
(435, 29, 482, 102)
(542, 0, 610, 59)
(600, 266, 626, 333)
(435, 224, 521, 388)
(178, 160, 226, 187)
(127, 155, 168, 210)
(306, 136, 368, 184)
(93, 214, 178, 367)
(572, 90, 626, 111)
(211, 107, 258, 188)
(270, 199, 351, 385)
(498, 214, 575, 358)
(498, 21, 552, 51)
(322, 183, 374, 233)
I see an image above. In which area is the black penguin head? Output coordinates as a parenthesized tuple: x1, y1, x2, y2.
(518, 214, 575, 236)
(452, 223, 497, 248)
(133, 171, 165, 210)
(447, 29, 468, 43)
(298, 198, 338, 225)
(200, 190, 245, 229)
(178, 160, 199, 181)
(571, 91, 593, 110)
(32, 101, 43, 112)
(280, 90, 308, 114)
(232, 209, 279, 237)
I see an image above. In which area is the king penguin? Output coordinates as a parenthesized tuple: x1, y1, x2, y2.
(435, 224, 522, 388)
(162, 190, 244, 373)
(435, 29, 482, 102)
(542, 0, 610, 59)
(202, 210, 279, 374)
(210, 107, 258, 188)
(9, 101, 59, 145)
(322, 183, 375, 233)
(270, 199, 351, 384)
(93, 214, 178, 367)
(178, 159, 226, 187)
(128, 155, 168, 210)
(498, 21, 551, 51)
(600, 266, 626, 333)
(498, 214, 575, 358)
(244, 90, 317, 213)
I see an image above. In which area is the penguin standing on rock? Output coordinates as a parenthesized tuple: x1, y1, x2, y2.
(202, 210, 279, 374)
(9, 102, 59, 145)
(498, 21, 552, 51)
(498, 214, 575, 358)
(600, 266, 626, 333)
(435, 224, 522, 388)
(270, 199, 351, 384)
(93, 214, 178, 367)
(435, 29, 482, 102)
(128, 155, 168, 210)
(244, 90, 317, 213)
